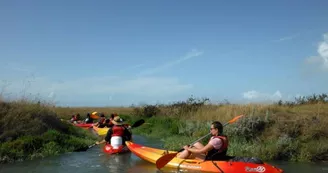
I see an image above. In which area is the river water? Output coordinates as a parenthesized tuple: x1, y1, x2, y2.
(0, 135, 327, 173)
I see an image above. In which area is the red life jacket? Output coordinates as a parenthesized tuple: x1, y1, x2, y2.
(111, 125, 125, 137)
(205, 135, 229, 160)
(73, 115, 78, 121)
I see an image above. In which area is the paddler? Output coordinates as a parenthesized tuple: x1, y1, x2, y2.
(84, 113, 94, 124)
(177, 121, 229, 161)
(70, 113, 81, 124)
(93, 113, 106, 127)
(95, 116, 132, 146)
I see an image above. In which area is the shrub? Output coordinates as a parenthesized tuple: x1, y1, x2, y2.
(226, 116, 267, 142)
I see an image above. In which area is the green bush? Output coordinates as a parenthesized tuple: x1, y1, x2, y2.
(0, 100, 96, 163)
(226, 116, 267, 141)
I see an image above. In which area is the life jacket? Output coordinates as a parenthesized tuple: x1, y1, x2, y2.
(111, 125, 125, 137)
(205, 135, 229, 160)
(73, 115, 78, 121)
(99, 117, 106, 124)
(85, 117, 93, 124)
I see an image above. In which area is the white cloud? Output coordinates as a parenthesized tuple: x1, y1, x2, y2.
(242, 90, 282, 102)
(48, 91, 55, 98)
(305, 32, 328, 71)
(0, 75, 193, 104)
(273, 33, 301, 42)
(139, 49, 204, 76)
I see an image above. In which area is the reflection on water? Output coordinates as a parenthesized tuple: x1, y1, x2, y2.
(0, 135, 166, 173)
(0, 135, 327, 173)
(269, 161, 328, 173)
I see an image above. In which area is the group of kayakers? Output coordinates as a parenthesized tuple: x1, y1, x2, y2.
(70, 112, 93, 124)
(70, 112, 114, 126)
(69, 111, 132, 148)
(67, 112, 280, 172)
(69, 111, 231, 161)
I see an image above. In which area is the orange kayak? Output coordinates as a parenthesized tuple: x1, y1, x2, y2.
(125, 141, 284, 173)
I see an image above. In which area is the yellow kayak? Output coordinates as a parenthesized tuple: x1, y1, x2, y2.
(92, 126, 109, 136)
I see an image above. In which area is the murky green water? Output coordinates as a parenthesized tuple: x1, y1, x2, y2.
(0, 135, 327, 173)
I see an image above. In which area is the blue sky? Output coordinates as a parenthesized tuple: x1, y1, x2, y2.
(0, 0, 327, 106)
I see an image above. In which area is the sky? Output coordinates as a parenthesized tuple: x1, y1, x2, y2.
(0, 0, 327, 107)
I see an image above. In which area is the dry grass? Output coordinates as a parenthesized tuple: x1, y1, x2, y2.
(53, 106, 135, 119)
(54, 102, 328, 123)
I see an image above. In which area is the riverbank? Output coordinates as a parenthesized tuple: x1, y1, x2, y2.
(0, 99, 97, 164)
(1, 94, 327, 164)
(55, 94, 328, 163)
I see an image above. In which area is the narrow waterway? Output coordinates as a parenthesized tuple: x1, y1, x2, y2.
(0, 135, 327, 173)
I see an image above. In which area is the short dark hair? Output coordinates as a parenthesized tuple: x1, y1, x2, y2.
(110, 113, 115, 119)
(212, 121, 223, 134)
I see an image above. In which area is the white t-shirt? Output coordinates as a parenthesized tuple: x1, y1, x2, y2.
(208, 136, 223, 149)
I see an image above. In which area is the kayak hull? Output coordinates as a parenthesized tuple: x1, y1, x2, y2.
(92, 124, 130, 136)
(103, 144, 129, 154)
(125, 141, 284, 173)
(73, 123, 93, 129)
(92, 126, 109, 136)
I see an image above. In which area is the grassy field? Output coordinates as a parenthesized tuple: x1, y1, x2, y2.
(1, 94, 327, 163)
(56, 94, 328, 162)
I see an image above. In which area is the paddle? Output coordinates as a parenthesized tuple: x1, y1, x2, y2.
(88, 119, 145, 149)
(90, 112, 99, 119)
(131, 119, 145, 128)
(155, 114, 244, 169)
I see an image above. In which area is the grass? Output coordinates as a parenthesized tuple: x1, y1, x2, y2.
(1, 93, 327, 163)
(54, 94, 328, 163)
(0, 99, 97, 164)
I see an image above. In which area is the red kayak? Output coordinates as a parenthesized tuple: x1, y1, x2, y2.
(103, 143, 129, 154)
(103, 136, 131, 154)
(73, 123, 93, 129)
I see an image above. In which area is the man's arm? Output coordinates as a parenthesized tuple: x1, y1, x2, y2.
(124, 127, 132, 141)
(105, 128, 113, 142)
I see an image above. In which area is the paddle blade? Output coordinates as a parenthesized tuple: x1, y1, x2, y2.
(131, 119, 145, 128)
(91, 114, 99, 119)
(156, 153, 178, 169)
(227, 114, 244, 124)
